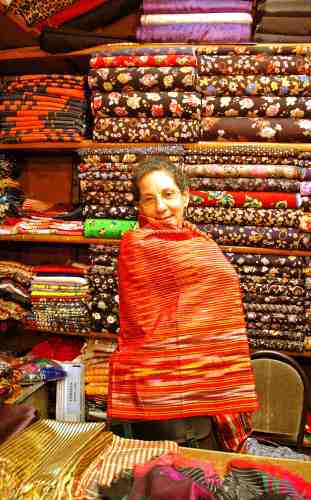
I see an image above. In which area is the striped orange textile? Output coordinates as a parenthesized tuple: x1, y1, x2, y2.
(108, 215, 258, 421)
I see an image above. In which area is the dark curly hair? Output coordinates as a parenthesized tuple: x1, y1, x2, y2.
(132, 156, 189, 202)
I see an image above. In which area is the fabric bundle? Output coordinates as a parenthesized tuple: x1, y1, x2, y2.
(30, 265, 91, 334)
(0, 216, 83, 236)
(0, 260, 33, 324)
(78, 148, 183, 223)
(0, 74, 87, 143)
(197, 46, 311, 143)
(225, 253, 308, 352)
(300, 151, 311, 232)
(0, 154, 24, 224)
(185, 145, 310, 250)
(88, 47, 200, 143)
(136, 0, 253, 43)
(255, 0, 311, 43)
(1, 0, 141, 34)
(79, 338, 117, 417)
(88, 245, 120, 334)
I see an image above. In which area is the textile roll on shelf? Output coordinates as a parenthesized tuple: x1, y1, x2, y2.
(197, 46, 311, 143)
(136, 0, 253, 43)
(255, 0, 311, 43)
(88, 47, 200, 143)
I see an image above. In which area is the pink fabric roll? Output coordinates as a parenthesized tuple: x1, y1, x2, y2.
(143, 0, 252, 13)
(136, 23, 252, 43)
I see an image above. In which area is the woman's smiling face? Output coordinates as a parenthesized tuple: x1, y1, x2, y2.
(138, 169, 189, 228)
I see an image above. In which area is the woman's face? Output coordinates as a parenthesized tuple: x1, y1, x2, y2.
(138, 169, 189, 227)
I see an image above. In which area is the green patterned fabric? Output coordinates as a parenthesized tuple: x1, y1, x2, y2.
(84, 219, 138, 239)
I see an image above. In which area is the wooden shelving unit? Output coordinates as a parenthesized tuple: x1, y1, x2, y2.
(1, 234, 310, 256)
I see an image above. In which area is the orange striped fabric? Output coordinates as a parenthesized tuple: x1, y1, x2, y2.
(108, 215, 258, 421)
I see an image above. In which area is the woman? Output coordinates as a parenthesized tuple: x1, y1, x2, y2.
(108, 156, 258, 451)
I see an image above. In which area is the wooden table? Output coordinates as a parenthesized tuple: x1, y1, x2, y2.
(180, 447, 311, 482)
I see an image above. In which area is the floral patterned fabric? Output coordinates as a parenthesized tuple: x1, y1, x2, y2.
(199, 224, 310, 249)
(301, 182, 311, 196)
(199, 55, 311, 76)
(189, 176, 300, 193)
(184, 163, 302, 179)
(88, 67, 196, 92)
(201, 117, 311, 142)
(83, 205, 137, 220)
(187, 206, 302, 227)
(189, 190, 301, 209)
(250, 338, 304, 352)
(197, 46, 311, 57)
(244, 303, 304, 313)
(202, 96, 311, 118)
(224, 253, 305, 268)
(91, 91, 202, 119)
(93, 117, 199, 143)
(198, 75, 311, 97)
(90, 54, 197, 69)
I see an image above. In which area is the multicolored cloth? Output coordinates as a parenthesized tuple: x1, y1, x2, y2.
(108, 215, 258, 420)
(84, 219, 138, 239)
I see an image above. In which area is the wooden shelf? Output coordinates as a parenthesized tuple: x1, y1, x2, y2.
(1, 42, 311, 63)
(1, 141, 311, 152)
(2, 235, 311, 256)
(251, 349, 311, 359)
(0, 234, 119, 245)
(24, 327, 117, 340)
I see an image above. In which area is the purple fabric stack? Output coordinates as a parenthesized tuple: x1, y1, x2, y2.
(136, 0, 253, 43)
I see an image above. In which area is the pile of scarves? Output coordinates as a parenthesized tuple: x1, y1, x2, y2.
(100, 452, 311, 500)
(2, 424, 309, 500)
(197, 45, 311, 143)
(136, 0, 253, 43)
(30, 265, 91, 334)
(88, 244, 120, 334)
(225, 252, 309, 352)
(0, 154, 24, 224)
(255, 0, 311, 43)
(185, 145, 310, 250)
(88, 47, 200, 143)
(0, 260, 33, 324)
(0, 74, 87, 143)
(79, 338, 117, 417)
(2, 0, 140, 33)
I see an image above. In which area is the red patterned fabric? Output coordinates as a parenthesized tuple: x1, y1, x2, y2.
(108, 215, 258, 421)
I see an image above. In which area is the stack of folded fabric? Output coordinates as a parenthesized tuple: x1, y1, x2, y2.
(88, 47, 200, 143)
(30, 265, 91, 334)
(305, 257, 311, 351)
(0, 260, 33, 325)
(0, 74, 87, 143)
(80, 338, 117, 418)
(78, 150, 139, 221)
(78, 147, 184, 221)
(255, 0, 311, 43)
(225, 253, 307, 353)
(185, 145, 310, 250)
(136, 0, 253, 43)
(197, 45, 311, 142)
(88, 245, 120, 334)
(0, 154, 24, 225)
